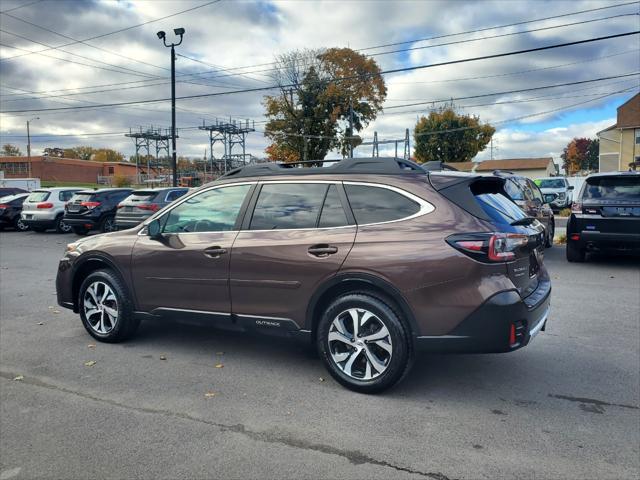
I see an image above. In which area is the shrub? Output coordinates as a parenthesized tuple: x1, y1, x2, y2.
(113, 174, 132, 187)
(556, 233, 567, 245)
(559, 208, 571, 217)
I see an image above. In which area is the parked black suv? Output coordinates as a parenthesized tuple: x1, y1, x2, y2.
(64, 188, 133, 235)
(566, 172, 640, 262)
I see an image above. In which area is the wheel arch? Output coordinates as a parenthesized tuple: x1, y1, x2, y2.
(306, 272, 419, 342)
(71, 253, 130, 312)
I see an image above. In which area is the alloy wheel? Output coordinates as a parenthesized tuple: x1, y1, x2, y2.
(83, 281, 119, 334)
(328, 308, 393, 380)
(60, 220, 72, 233)
(15, 219, 28, 231)
(103, 217, 116, 233)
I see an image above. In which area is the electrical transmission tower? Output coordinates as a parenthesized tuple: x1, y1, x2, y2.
(360, 129, 410, 159)
(199, 118, 256, 175)
(125, 126, 174, 183)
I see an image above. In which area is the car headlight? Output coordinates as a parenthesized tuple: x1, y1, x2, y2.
(558, 192, 566, 200)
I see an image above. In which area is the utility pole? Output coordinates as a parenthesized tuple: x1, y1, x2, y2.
(348, 100, 354, 158)
(157, 28, 185, 187)
(26, 117, 39, 178)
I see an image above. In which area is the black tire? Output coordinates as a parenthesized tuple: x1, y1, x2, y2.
(566, 241, 585, 262)
(55, 215, 73, 234)
(13, 216, 29, 232)
(72, 226, 88, 235)
(100, 215, 116, 233)
(545, 222, 554, 248)
(316, 293, 412, 393)
(78, 269, 140, 343)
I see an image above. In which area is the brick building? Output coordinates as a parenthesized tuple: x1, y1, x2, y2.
(0, 156, 139, 183)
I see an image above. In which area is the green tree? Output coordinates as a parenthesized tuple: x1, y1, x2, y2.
(264, 47, 386, 161)
(413, 108, 495, 163)
(92, 148, 125, 163)
(1, 144, 23, 156)
(64, 146, 95, 160)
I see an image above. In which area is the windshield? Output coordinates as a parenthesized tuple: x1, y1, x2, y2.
(536, 179, 565, 189)
(26, 191, 51, 202)
(582, 176, 640, 200)
(127, 191, 157, 202)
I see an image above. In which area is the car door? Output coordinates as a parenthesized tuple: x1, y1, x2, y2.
(229, 181, 356, 331)
(131, 183, 254, 318)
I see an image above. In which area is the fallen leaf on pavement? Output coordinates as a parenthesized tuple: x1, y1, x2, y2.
(37, 322, 44, 325)
(159, 355, 167, 361)
(84, 360, 96, 367)
(87, 344, 96, 348)
(13, 375, 24, 381)
(215, 363, 224, 368)
(52, 310, 60, 314)
(48, 306, 54, 309)
(204, 391, 217, 398)
(319, 377, 325, 382)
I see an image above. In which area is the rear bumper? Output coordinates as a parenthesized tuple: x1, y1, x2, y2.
(21, 217, 57, 229)
(570, 231, 640, 252)
(416, 278, 551, 353)
(63, 216, 99, 229)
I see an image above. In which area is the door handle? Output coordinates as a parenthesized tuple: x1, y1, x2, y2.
(203, 246, 227, 258)
(308, 245, 338, 257)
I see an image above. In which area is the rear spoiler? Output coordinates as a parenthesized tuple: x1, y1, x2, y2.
(429, 175, 507, 222)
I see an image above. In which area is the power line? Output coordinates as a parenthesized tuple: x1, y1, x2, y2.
(359, 1, 640, 52)
(0, 0, 43, 14)
(0, 0, 222, 61)
(3, 30, 637, 114)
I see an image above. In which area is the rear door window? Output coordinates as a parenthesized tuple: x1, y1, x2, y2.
(527, 179, 544, 203)
(503, 179, 523, 201)
(250, 183, 328, 230)
(344, 184, 419, 224)
(27, 191, 50, 202)
(582, 176, 640, 200)
(475, 192, 527, 225)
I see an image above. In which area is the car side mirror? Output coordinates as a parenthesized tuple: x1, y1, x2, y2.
(568, 185, 574, 191)
(147, 219, 163, 239)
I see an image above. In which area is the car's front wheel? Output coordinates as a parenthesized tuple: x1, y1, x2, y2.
(14, 217, 29, 232)
(545, 222, 554, 248)
(317, 293, 412, 393)
(78, 269, 139, 343)
(55, 215, 73, 233)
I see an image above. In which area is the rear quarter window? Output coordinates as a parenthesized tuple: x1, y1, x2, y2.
(475, 193, 527, 225)
(345, 184, 420, 224)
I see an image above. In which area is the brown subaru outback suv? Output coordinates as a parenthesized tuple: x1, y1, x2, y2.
(57, 158, 551, 393)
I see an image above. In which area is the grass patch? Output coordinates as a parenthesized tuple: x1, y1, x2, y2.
(555, 233, 567, 245)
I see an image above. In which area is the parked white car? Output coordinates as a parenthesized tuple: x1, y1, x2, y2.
(21, 187, 84, 233)
(534, 177, 574, 211)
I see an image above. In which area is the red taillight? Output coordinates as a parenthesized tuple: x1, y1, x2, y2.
(117, 203, 124, 209)
(449, 232, 529, 263)
(488, 233, 528, 262)
(0, 204, 8, 209)
(137, 203, 159, 212)
(509, 324, 516, 346)
(80, 201, 101, 209)
(570, 234, 580, 241)
(37, 202, 54, 209)
(571, 202, 582, 213)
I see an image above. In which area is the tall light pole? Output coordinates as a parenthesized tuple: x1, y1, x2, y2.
(27, 116, 39, 178)
(157, 28, 184, 187)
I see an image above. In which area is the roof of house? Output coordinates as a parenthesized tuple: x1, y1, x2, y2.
(444, 158, 554, 172)
(597, 123, 618, 135)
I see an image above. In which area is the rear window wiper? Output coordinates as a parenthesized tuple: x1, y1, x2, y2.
(510, 217, 536, 226)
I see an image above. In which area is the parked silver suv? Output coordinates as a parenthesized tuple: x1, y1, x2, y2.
(21, 187, 84, 233)
(534, 177, 574, 211)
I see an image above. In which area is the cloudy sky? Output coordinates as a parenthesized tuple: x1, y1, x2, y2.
(0, 0, 638, 166)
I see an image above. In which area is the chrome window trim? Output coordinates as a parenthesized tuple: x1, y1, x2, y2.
(138, 179, 435, 236)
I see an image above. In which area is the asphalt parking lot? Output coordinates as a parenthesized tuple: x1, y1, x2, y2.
(1, 230, 638, 480)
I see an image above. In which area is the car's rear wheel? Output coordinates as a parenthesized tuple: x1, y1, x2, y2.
(78, 269, 139, 343)
(100, 215, 116, 233)
(545, 222, 554, 248)
(72, 226, 88, 235)
(317, 293, 412, 393)
(55, 215, 72, 233)
(566, 241, 585, 262)
(14, 217, 29, 232)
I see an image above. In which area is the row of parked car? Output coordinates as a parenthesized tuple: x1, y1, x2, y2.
(0, 186, 189, 234)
